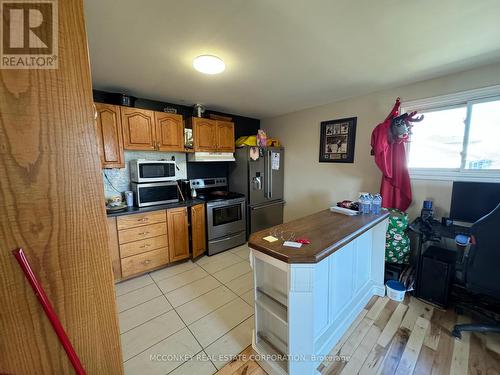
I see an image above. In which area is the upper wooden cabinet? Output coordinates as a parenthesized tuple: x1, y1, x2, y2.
(192, 117, 235, 152)
(95, 103, 124, 168)
(191, 204, 206, 258)
(193, 117, 217, 151)
(155, 112, 184, 151)
(167, 207, 190, 263)
(121, 107, 156, 150)
(216, 120, 235, 152)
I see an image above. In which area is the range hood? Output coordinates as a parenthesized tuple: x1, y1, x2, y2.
(187, 152, 235, 162)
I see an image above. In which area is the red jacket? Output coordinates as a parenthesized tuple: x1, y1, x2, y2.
(371, 99, 412, 211)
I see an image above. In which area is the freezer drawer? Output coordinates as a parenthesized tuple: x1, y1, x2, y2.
(249, 200, 285, 235)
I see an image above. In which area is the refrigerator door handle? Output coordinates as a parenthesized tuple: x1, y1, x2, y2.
(267, 150, 272, 199)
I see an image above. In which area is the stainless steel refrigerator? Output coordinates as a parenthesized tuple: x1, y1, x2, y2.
(228, 147, 285, 237)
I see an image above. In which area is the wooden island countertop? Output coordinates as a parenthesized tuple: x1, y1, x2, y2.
(248, 209, 389, 263)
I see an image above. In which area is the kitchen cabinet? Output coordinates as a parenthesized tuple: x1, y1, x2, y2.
(216, 120, 235, 152)
(191, 203, 206, 258)
(107, 217, 122, 280)
(95, 103, 125, 168)
(109, 206, 195, 280)
(193, 117, 217, 151)
(155, 112, 184, 151)
(167, 207, 190, 262)
(121, 107, 156, 150)
(192, 117, 235, 152)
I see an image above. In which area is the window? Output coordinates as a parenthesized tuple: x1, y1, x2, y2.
(403, 86, 500, 181)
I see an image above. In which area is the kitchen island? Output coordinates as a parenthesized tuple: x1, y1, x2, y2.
(248, 209, 389, 375)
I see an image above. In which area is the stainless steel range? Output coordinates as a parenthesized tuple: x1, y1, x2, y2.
(190, 177, 246, 256)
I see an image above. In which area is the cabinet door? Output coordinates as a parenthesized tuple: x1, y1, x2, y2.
(95, 103, 124, 168)
(107, 217, 122, 281)
(167, 207, 190, 262)
(155, 112, 184, 152)
(121, 107, 156, 150)
(216, 121, 235, 152)
(193, 117, 217, 151)
(191, 204, 206, 258)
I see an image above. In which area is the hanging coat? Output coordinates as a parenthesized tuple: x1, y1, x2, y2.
(370, 99, 412, 211)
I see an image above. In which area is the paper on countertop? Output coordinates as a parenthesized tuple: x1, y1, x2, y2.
(283, 241, 302, 248)
(329, 206, 359, 216)
(263, 235, 279, 243)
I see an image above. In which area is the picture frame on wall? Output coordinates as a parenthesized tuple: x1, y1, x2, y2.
(319, 116, 357, 163)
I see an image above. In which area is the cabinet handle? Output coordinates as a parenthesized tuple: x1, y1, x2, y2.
(138, 218, 149, 222)
(140, 244, 151, 249)
(138, 231, 150, 235)
(142, 259, 151, 265)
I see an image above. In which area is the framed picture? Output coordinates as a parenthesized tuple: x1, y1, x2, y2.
(319, 117, 357, 163)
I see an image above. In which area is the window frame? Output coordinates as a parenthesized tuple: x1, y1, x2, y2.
(402, 85, 500, 182)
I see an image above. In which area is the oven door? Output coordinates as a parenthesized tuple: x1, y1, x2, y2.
(207, 198, 246, 240)
(137, 162, 176, 182)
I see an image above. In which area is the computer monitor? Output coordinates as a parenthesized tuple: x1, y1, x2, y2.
(450, 181, 500, 223)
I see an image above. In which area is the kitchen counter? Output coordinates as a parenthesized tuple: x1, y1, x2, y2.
(248, 209, 389, 375)
(106, 199, 204, 217)
(248, 209, 389, 263)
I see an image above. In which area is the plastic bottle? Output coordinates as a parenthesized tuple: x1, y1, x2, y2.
(371, 194, 382, 215)
(359, 193, 371, 214)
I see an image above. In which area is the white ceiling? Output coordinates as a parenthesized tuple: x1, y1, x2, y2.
(84, 0, 500, 119)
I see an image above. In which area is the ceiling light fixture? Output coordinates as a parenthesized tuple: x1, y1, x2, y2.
(193, 55, 225, 75)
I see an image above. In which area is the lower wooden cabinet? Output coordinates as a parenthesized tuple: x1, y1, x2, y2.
(191, 204, 206, 258)
(107, 206, 200, 281)
(121, 247, 169, 278)
(167, 207, 190, 262)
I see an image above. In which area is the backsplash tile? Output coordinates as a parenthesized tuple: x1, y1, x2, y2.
(103, 151, 187, 198)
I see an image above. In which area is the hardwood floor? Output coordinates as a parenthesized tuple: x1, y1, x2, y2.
(219, 296, 500, 375)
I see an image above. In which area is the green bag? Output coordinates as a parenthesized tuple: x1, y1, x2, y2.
(385, 210, 410, 264)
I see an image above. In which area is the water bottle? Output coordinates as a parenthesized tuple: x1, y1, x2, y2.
(359, 193, 371, 214)
(371, 194, 382, 215)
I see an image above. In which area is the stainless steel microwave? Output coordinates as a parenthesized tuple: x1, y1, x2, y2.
(131, 181, 179, 207)
(130, 159, 176, 183)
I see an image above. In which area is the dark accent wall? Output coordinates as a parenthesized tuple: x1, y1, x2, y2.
(93, 90, 260, 179)
(93, 90, 260, 139)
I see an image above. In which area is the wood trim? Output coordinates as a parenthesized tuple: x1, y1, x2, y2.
(0, 0, 123, 373)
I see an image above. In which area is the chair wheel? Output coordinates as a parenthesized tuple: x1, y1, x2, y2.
(451, 328, 462, 339)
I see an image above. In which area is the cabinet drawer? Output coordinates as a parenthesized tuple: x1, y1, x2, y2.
(121, 247, 169, 278)
(117, 210, 166, 230)
(118, 222, 167, 244)
(119, 235, 168, 258)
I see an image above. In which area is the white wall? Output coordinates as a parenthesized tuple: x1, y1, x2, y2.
(262, 62, 500, 221)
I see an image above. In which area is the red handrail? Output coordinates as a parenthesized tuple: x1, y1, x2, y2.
(13, 248, 86, 375)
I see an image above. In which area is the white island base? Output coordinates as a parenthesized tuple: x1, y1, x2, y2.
(249, 219, 388, 375)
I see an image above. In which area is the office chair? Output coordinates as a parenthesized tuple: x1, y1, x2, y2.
(452, 203, 500, 338)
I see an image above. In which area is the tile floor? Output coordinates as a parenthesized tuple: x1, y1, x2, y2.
(115, 244, 255, 375)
